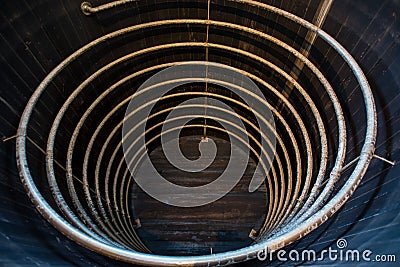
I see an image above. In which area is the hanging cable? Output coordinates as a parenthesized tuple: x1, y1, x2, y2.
(203, 0, 211, 140)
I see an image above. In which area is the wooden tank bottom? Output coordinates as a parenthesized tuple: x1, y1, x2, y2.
(132, 135, 267, 255)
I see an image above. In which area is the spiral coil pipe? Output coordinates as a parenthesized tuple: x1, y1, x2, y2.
(15, 0, 378, 266)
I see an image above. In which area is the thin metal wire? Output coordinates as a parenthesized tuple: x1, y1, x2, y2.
(24, 137, 107, 202)
(203, 0, 211, 139)
(26, 138, 122, 247)
(373, 154, 395, 166)
(2, 134, 17, 142)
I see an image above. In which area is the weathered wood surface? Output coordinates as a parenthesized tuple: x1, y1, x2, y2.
(132, 135, 267, 255)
